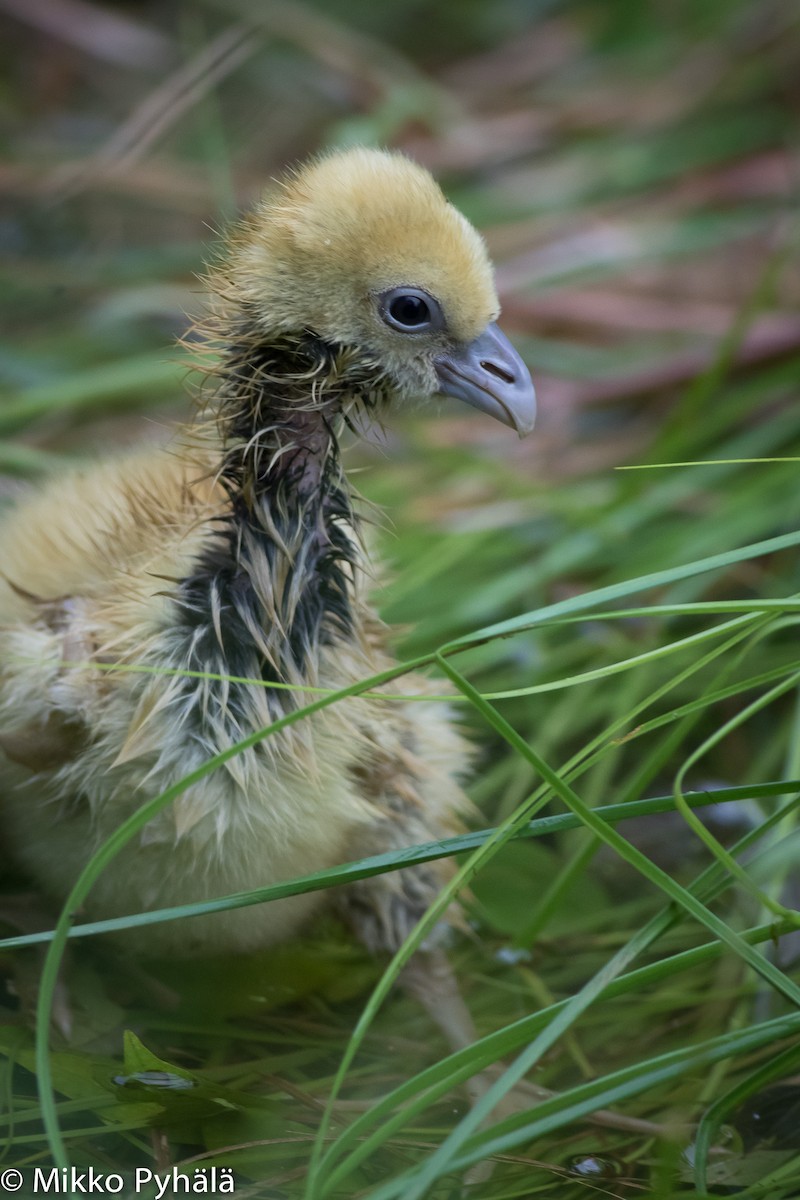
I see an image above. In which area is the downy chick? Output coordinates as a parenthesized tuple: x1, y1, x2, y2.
(0, 148, 534, 977)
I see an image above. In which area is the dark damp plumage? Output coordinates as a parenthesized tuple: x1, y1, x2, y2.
(173, 326, 385, 716)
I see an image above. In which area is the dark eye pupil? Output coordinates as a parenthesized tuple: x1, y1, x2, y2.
(389, 294, 429, 327)
(380, 287, 439, 333)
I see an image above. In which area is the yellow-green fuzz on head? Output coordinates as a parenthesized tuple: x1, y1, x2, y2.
(223, 147, 535, 434)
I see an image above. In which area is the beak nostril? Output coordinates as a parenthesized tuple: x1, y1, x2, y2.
(434, 323, 535, 433)
(481, 359, 515, 386)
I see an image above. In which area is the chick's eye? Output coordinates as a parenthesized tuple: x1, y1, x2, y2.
(389, 293, 429, 327)
(379, 287, 442, 333)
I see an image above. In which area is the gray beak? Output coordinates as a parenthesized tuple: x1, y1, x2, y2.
(434, 323, 536, 436)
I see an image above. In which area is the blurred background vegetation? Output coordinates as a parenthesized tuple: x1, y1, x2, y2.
(1, 0, 800, 1196)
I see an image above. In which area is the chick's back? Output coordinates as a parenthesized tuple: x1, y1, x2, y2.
(0, 448, 217, 624)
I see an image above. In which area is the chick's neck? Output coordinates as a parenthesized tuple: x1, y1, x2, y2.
(179, 327, 374, 699)
(218, 332, 339, 501)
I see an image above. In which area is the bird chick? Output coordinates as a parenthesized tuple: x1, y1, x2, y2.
(0, 149, 534, 985)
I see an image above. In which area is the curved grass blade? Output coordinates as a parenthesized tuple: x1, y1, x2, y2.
(444, 528, 800, 650)
(671, 671, 800, 917)
(693, 1040, 800, 1192)
(4, 781, 795, 953)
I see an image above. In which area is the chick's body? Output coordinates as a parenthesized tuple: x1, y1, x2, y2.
(0, 149, 534, 961)
(0, 449, 465, 956)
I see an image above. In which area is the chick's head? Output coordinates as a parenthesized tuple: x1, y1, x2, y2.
(222, 147, 535, 434)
